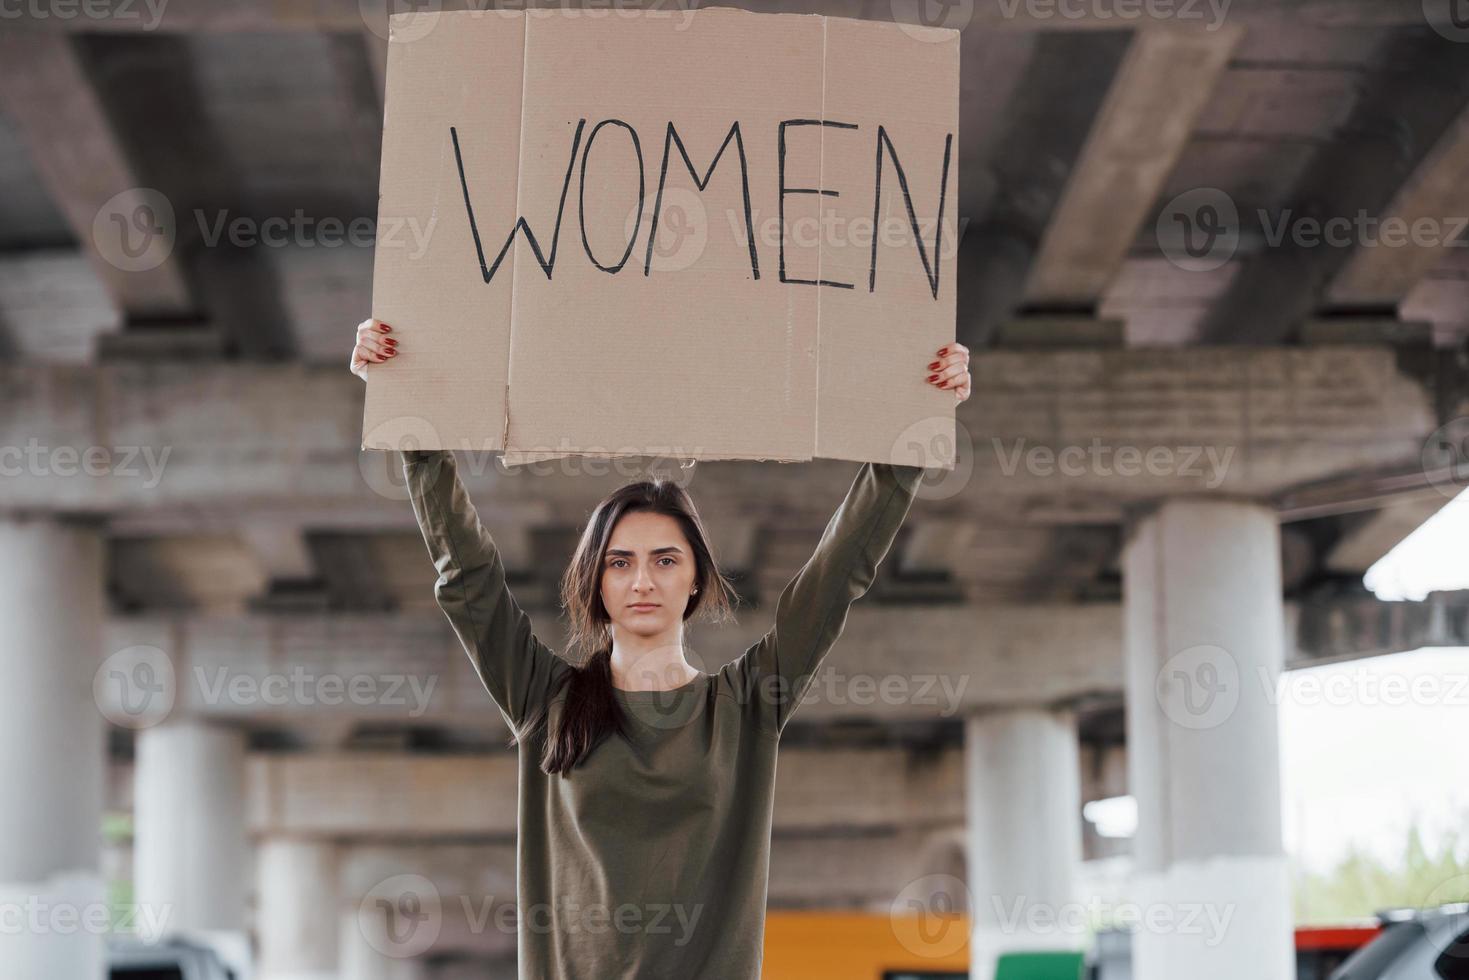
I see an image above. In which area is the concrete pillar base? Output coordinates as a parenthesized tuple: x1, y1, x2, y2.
(0, 872, 106, 980)
(1131, 854, 1293, 980)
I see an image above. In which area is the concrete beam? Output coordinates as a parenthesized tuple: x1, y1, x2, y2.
(1328, 106, 1469, 308)
(246, 746, 965, 839)
(1024, 26, 1241, 307)
(99, 592, 1469, 731)
(0, 34, 193, 319)
(101, 604, 1123, 731)
(1199, 35, 1469, 343)
(3, 345, 1463, 517)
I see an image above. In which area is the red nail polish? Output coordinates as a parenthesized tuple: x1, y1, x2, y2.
(380, 324, 391, 332)
(938, 347, 948, 355)
(928, 360, 939, 369)
(385, 339, 397, 346)
(927, 374, 938, 382)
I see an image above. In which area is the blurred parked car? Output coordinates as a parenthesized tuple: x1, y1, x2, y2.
(107, 935, 237, 980)
(1327, 905, 1469, 980)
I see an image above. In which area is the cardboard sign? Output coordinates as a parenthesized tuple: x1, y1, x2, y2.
(362, 6, 959, 469)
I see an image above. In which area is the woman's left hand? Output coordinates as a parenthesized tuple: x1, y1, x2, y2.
(925, 342, 971, 403)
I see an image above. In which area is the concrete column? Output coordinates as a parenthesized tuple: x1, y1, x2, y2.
(0, 517, 106, 980)
(340, 903, 431, 980)
(258, 839, 339, 980)
(135, 718, 249, 940)
(1122, 498, 1293, 980)
(963, 706, 1083, 976)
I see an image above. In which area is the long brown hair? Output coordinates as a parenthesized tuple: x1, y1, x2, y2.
(515, 474, 739, 776)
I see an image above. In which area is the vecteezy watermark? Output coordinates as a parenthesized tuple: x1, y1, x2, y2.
(195, 209, 435, 258)
(894, 417, 975, 502)
(991, 437, 1235, 488)
(1158, 187, 1469, 272)
(358, 875, 442, 959)
(192, 665, 438, 717)
(989, 894, 1236, 944)
(731, 668, 972, 721)
(890, 0, 976, 35)
(95, 645, 178, 730)
(94, 646, 439, 728)
(990, 0, 1231, 30)
(356, 875, 706, 960)
(1156, 188, 1239, 272)
(0, 0, 168, 29)
(0, 895, 173, 939)
(0, 440, 171, 489)
(890, 874, 973, 958)
(1155, 644, 1240, 730)
(93, 188, 176, 274)
(1424, 0, 1469, 43)
(1262, 665, 1469, 710)
(1152, 649, 1469, 731)
(359, 417, 706, 500)
(92, 188, 436, 273)
(730, 208, 966, 260)
(353, 0, 701, 43)
(1422, 417, 1469, 500)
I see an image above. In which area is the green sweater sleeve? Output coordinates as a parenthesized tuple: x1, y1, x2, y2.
(402, 449, 569, 732)
(739, 461, 926, 737)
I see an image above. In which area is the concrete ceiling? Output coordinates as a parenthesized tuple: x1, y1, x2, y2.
(3, 2, 1468, 752)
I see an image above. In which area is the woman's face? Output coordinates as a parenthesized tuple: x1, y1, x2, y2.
(600, 511, 698, 638)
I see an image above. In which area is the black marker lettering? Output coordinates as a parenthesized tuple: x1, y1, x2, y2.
(644, 121, 760, 280)
(451, 119, 586, 283)
(870, 126, 953, 299)
(578, 119, 645, 275)
(778, 118, 857, 289)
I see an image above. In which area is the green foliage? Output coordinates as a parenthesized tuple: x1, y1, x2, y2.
(1293, 811, 1469, 924)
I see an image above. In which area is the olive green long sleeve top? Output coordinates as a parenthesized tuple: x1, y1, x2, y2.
(402, 449, 924, 979)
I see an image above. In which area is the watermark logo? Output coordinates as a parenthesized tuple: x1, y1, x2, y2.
(894, 416, 974, 501)
(989, 0, 1232, 31)
(359, 0, 444, 42)
(890, 0, 975, 37)
(0, 0, 169, 30)
(638, 185, 709, 274)
(1156, 643, 1239, 730)
(1160, 186, 1469, 272)
(1424, 0, 1469, 43)
(1157, 187, 1238, 272)
(358, 875, 442, 958)
(0, 440, 172, 488)
(359, 416, 442, 501)
(92, 188, 175, 273)
(94, 645, 176, 730)
(890, 873, 973, 958)
(1422, 417, 1469, 499)
(992, 437, 1234, 487)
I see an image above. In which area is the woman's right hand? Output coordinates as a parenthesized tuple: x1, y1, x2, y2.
(350, 318, 398, 381)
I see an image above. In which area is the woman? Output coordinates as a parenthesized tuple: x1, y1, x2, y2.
(350, 317, 971, 979)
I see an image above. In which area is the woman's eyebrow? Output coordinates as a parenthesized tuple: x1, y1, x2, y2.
(606, 546, 685, 557)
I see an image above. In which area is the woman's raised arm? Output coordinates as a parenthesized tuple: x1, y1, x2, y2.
(730, 461, 925, 737)
(402, 448, 570, 732)
(353, 317, 568, 732)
